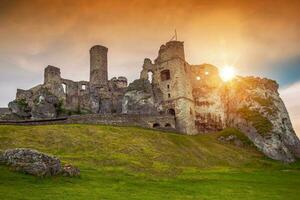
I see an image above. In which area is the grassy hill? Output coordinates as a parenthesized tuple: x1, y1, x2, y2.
(0, 124, 300, 200)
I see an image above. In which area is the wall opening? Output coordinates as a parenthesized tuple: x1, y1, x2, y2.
(161, 70, 171, 81)
(165, 123, 171, 128)
(168, 93, 171, 98)
(168, 108, 175, 116)
(81, 84, 86, 90)
(62, 83, 67, 94)
(147, 71, 153, 83)
(153, 123, 160, 128)
(167, 84, 170, 89)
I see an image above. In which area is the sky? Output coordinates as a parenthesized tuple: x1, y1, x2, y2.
(0, 0, 299, 135)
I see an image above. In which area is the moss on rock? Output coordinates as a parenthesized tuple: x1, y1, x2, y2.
(238, 107, 273, 136)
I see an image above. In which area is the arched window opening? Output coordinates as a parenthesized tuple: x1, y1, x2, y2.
(62, 83, 67, 94)
(168, 109, 175, 116)
(165, 123, 171, 128)
(81, 84, 86, 90)
(161, 70, 171, 81)
(153, 123, 160, 128)
(168, 93, 171, 98)
(148, 71, 153, 83)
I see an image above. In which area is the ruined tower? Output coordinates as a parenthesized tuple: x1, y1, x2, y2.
(139, 41, 196, 134)
(155, 41, 196, 134)
(43, 65, 65, 100)
(44, 65, 61, 85)
(89, 45, 108, 88)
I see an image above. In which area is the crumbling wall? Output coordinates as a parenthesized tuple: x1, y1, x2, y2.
(190, 64, 226, 133)
(122, 79, 159, 115)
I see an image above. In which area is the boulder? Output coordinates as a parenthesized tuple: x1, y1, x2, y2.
(8, 100, 31, 118)
(218, 135, 244, 147)
(31, 90, 60, 119)
(0, 148, 79, 177)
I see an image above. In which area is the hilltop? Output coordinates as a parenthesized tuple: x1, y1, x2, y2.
(0, 124, 300, 199)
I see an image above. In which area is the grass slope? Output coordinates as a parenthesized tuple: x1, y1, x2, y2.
(0, 124, 299, 200)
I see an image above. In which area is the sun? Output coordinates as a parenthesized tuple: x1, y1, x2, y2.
(220, 66, 236, 82)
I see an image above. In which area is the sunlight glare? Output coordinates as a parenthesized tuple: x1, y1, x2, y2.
(220, 66, 236, 82)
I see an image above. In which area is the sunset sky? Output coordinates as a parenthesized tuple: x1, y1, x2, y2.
(0, 0, 299, 135)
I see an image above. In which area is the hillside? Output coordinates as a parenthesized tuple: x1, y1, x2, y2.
(0, 124, 300, 199)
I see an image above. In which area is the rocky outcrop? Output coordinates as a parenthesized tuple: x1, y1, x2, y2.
(8, 100, 31, 118)
(122, 79, 160, 114)
(0, 148, 80, 177)
(225, 77, 300, 162)
(31, 92, 60, 119)
(6, 86, 61, 120)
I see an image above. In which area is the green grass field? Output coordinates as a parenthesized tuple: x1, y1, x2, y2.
(0, 124, 299, 199)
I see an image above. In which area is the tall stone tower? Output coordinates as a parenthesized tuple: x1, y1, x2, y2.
(154, 41, 196, 134)
(89, 45, 108, 88)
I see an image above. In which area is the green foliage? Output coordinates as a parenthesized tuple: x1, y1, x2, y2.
(55, 100, 64, 115)
(253, 96, 278, 116)
(253, 96, 274, 107)
(0, 125, 299, 199)
(56, 101, 83, 116)
(238, 107, 273, 136)
(15, 99, 29, 109)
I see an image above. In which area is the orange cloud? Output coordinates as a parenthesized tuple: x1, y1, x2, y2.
(0, 0, 300, 95)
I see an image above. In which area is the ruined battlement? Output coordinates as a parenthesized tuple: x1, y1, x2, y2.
(155, 41, 185, 64)
(110, 77, 128, 89)
(44, 65, 61, 85)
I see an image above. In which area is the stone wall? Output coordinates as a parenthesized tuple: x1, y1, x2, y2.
(0, 114, 176, 131)
(67, 114, 176, 130)
(0, 108, 9, 115)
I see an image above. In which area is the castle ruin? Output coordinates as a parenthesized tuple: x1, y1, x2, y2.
(2, 40, 300, 162)
(11, 40, 226, 134)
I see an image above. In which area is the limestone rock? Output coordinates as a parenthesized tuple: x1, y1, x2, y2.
(225, 77, 300, 162)
(30, 88, 60, 119)
(8, 100, 31, 118)
(126, 79, 153, 93)
(0, 148, 80, 177)
(0, 148, 61, 176)
(218, 135, 244, 147)
(122, 79, 158, 114)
